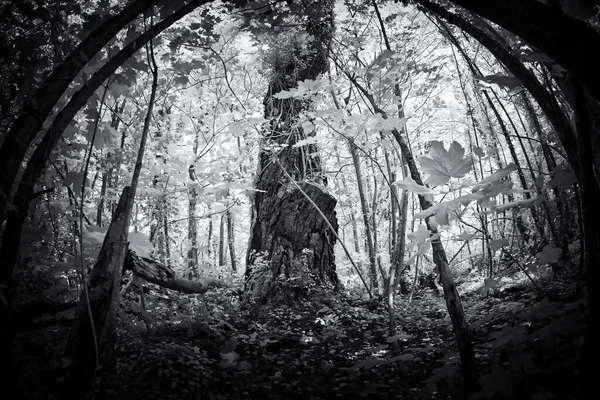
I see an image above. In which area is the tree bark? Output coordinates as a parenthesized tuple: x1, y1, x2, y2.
(207, 205, 213, 260)
(245, 0, 339, 294)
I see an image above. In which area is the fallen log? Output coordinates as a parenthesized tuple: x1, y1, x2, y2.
(13, 252, 226, 332)
(124, 250, 226, 294)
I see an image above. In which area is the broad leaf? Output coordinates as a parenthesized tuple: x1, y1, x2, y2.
(452, 232, 478, 241)
(418, 141, 472, 186)
(292, 136, 318, 148)
(394, 176, 432, 195)
(489, 238, 509, 251)
(414, 192, 485, 221)
(472, 146, 485, 158)
(548, 167, 576, 189)
(490, 197, 538, 212)
(417, 156, 452, 186)
(406, 225, 431, 252)
(432, 202, 461, 226)
(471, 163, 517, 192)
(536, 244, 562, 264)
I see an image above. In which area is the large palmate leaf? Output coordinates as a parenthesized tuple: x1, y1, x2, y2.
(417, 141, 472, 186)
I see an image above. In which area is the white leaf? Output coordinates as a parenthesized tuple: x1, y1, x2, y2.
(491, 197, 538, 212)
(394, 176, 432, 195)
(292, 136, 318, 148)
(301, 121, 315, 133)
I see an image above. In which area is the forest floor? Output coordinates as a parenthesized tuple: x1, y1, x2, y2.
(15, 276, 584, 400)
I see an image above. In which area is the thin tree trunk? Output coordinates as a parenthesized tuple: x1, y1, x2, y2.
(333, 104, 362, 273)
(338, 65, 479, 394)
(227, 210, 236, 272)
(441, 22, 531, 244)
(62, 35, 159, 399)
(348, 139, 378, 291)
(493, 91, 559, 246)
(218, 214, 225, 267)
(442, 0, 600, 102)
(391, 125, 479, 396)
(207, 205, 213, 260)
(163, 208, 170, 264)
(521, 93, 572, 254)
(416, 0, 579, 174)
(187, 165, 198, 279)
(98, 99, 126, 227)
(487, 93, 547, 242)
(408, 256, 420, 304)
(97, 173, 108, 227)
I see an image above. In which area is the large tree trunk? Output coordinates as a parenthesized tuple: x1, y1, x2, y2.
(245, 1, 339, 297)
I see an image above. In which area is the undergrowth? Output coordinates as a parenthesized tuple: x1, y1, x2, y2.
(13, 268, 584, 400)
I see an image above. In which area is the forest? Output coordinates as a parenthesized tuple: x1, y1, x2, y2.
(0, 0, 598, 399)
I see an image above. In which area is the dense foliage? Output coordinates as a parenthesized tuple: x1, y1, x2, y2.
(1, 0, 597, 399)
